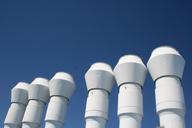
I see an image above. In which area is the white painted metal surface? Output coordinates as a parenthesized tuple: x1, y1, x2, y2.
(45, 72, 76, 128)
(147, 46, 186, 128)
(84, 62, 115, 128)
(114, 55, 147, 128)
(4, 82, 29, 128)
(22, 77, 49, 128)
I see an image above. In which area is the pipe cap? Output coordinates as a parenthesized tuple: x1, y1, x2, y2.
(114, 55, 147, 86)
(28, 77, 49, 103)
(11, 82, 29, 104)
(85, 62, 115, 93)
(49, 72, 76, 99)
(147, 46, 185, 81)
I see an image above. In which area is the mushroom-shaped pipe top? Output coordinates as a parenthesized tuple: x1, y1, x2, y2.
(149, 46, 180, 59)
(28, 77, 49, 103)
(14, 82, 29, 90)
(31, 77, 49, 87)
(49, 72, 76, 100)
(147, 46, 185, 81)
(114, 55, 147, 87)
(11, 82, 29, 104)
(85, 62, 115, 93)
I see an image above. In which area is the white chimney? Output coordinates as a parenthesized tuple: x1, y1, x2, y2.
(4, 82, 29, 128)
(22, 77, 49, 128)
(45, 72, 76, 128)
(147, 46, 186, 128)
(114, 55, 147, 128)
(84, 62, 115, 128)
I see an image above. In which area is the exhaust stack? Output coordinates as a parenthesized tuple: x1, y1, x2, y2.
(84, 62, 114, 128)
(4, 82, 29, 128)
(45, 72, 76, 128)
(147, 46, 186, 128)
(22, 77, 49, 128)
(114, 55, 147, 128)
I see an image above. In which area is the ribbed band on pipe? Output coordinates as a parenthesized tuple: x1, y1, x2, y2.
(4, 124, 20, 128)
(45, 121, 63, 128)
(119, 114, 141, 128)
(85, 117, 106, 128)
(22, 123, 40, 128)
(159, 110, 185, 128)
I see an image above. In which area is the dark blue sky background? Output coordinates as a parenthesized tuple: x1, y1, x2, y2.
(0, 0, 191, 127)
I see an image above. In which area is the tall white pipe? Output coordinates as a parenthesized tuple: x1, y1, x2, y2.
(4, 82, 29, 128)
(114, 55, 147, 128)
(84, 62, 115, 128)
(22, 77, 49, 128)
(45, 72, 76, 128)
(147, 46, 186, 128)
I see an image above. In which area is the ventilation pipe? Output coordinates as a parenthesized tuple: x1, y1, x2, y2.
(4, 82, 29, 128)
(114, 55, 147, 128)
(147, 46, 186, 128)
(22, 77, 49, 128)
(45, 72, 76, 128)
(84, 62, 115, 128)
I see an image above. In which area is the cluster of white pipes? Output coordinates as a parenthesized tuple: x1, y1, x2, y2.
(4, 72, 75, 128)
(4, 46, 186, 128)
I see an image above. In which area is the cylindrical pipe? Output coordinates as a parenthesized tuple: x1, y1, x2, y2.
(84, 62, 115, 128)
(4, 82, 29, 128)
(147, 46, 186, 128)
(45, 72, 76, 128)
(22, 100, 45, 128)
(85, 89, 108, 128)
(114, 55, 147, 128)
(22, 77, 49, 128)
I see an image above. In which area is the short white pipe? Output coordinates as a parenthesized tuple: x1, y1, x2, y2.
(4, 103, 26, 128)
(155, 77, 185, 128)
(85, 89, 108, 128)
(114, 55, 147, 128)
(22, 100, 45, 128)
(45, 72, 75, 128)
(45, 97, 68, 128)
(4, 82, 29, 128)
(45, 120, 64, 128)
(118, 84, 143, 128)
(22, 77, 49, 128)
(84, 62, 114, 128)
(147, 46, 186, 128)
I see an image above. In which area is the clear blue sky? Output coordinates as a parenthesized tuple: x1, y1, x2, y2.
(0, 0, 191, 127)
